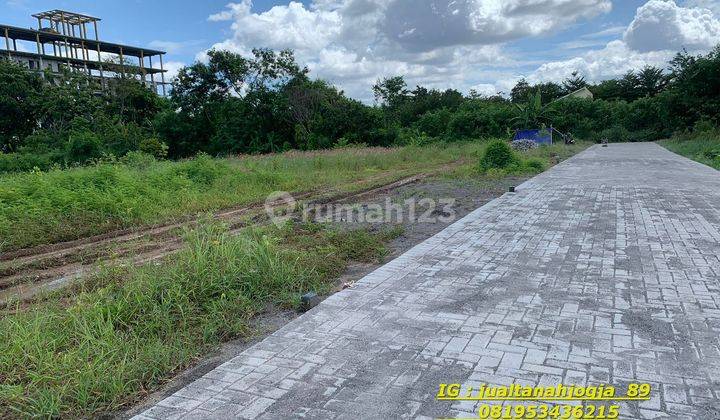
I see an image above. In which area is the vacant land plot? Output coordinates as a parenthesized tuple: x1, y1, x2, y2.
(0, 141, 588, 417)
(0, 142, 587, 252)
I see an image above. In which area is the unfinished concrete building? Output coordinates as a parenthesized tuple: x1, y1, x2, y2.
(1, 10, 168, 95)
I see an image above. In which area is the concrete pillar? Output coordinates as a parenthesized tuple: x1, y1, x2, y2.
(159, 53, 166, 96)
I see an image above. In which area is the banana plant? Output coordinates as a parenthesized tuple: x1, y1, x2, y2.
(511, 89, 556, 128)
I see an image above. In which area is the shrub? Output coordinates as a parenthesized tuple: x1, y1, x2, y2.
(397, 128, 435, 146)
(522, 158, 546, 173)
(414, 108, 452, 137)
(121, 151, 157, 169)
(0, 152, 57, 173)
(480, 140, 516, 170)
(139, 137, 169, 159)
(174, 153, 227, 185)
(693, 119, 717, 134)
(590, 125, 630, 143)
(65, 131, 103, 163)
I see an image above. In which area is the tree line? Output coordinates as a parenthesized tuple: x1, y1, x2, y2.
(0, 45, 718, 173)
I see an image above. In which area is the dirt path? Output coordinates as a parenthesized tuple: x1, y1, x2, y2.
(0, 167, 458, 306)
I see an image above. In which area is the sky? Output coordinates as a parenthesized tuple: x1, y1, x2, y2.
(4, 0, 720, 101)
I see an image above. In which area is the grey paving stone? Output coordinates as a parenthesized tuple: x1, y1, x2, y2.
(135, 143, 720, 420)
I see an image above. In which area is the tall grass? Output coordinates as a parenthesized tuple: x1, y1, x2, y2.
(0, 144, 480, 251)
(659, 128, 720, 170)
(0, 221, 399, 417)
(0, 140, 591, 417)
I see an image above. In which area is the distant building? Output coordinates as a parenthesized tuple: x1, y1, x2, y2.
(1, 10, 168, 95)
(557, 87, 594, 101)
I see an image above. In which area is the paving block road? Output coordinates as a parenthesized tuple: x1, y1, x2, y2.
(136, 143, 720, 420)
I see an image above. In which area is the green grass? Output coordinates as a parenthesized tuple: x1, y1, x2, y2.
(447, 141, 591, 179)
(0, 220, 401, 417)
(0, 141, 589, 252)
(659, 130, 720, 170)
(0, 144, 476, 251)
(0, 140, 592, 417)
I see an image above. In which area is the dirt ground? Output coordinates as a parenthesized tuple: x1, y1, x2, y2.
(121, 175, 524, 418)
(0, 169, 442, 307)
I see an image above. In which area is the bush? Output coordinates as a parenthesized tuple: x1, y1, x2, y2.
(139, 137, 169, 159)
(174, 153, 227, 185)
(0, 152, 57, 173)
(397, 128, 435, 146)
(522, 158, 545, 173)
(121, 151, 157, 169)
(414, 108, 452, 137)
(480, 140, 516, 170)
(590, 125, 630, 143)
(65, 131, 103, 163)
(693, 119, 718, 134)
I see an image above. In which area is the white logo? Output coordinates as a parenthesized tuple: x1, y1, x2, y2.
(264, 191, 297, 227)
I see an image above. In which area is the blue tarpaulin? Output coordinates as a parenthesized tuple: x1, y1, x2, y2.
(513, 129, 552, 145)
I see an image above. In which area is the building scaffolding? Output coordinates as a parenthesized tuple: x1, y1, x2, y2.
(1, 10, 168, 95)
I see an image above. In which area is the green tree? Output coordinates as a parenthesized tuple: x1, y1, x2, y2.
(562, 71, 588, 94)
(512, 89, 556, 128)
(510, 79, 532, 103)
(0, 60, 43, 151)
(636, 66, 667, 97)
(372, 76, 408, 108)
(618, 71, 641, 101)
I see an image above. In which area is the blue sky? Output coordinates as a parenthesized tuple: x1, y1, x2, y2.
(4, 1, 720, 100)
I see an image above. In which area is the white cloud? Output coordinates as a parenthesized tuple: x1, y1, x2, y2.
(624, 0, 720, 52)
(148, 40, 205, 55)
(371, 0, 612, 52)
(527, 40, 675, 84)
(205, 0, 613, 100)
(683, 0, 720, 15)
(198, 0, 720, 100)
(581, 25, 626, 38)
(511, 0, 720, 88)
(161, 61, 186, 81)
(558, 39, 612, 50)
(469, 83, 500, 97)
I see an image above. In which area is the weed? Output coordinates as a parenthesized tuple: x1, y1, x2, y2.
(0, 221, 397, 417)
(659, 128, 720, 170)
(0, 143, 482, 251)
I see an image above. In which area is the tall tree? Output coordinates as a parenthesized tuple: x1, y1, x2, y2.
(510, 79, 532, 103)
(562, 71, 588, 94)
(636, 66, 667, 97)
(372, 76, 408, 108)
(0, 60, 43, 151)
(591, 79, 623, 101)
(618, 71, 641, 101)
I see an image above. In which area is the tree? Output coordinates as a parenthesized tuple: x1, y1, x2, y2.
(512, 79, 563, 104)
(562, 71, 588, 94)
(536, 82, 564, 103)
(164, 49, 309, 157)
(105, 77, 166, 126)
(636, 66, 667, 97)
(172, 48, 308, 114)
(510, 79, 532, 103)
(0, 60, 43, 151)
(511, 89, 556, 128)
(592, 79, 624, 101)
(618, 71, 641, 101)
(372, 76, 408, 108)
